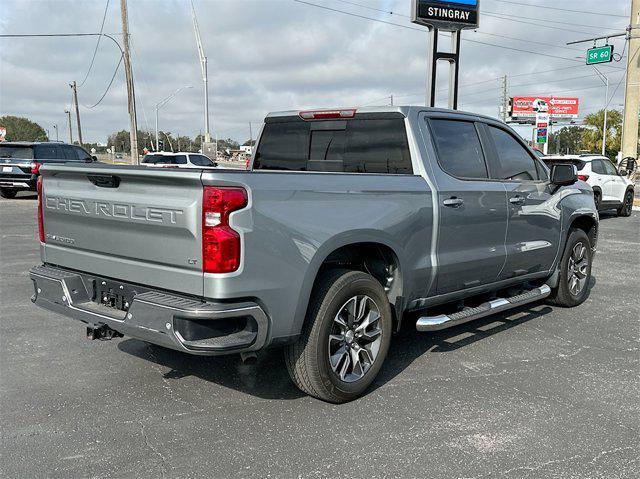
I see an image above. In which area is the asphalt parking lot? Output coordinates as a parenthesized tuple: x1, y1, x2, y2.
(1, 193, 638, 479)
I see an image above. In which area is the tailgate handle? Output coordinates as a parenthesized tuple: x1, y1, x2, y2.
(88, 174, 120, 188)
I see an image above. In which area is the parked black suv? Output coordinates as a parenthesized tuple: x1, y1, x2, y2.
(0, 142, 97, 198)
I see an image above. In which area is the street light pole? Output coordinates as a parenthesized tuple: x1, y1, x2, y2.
(154, 86, 193, 151)
(65, 110, 73, 144)
(190, 0, 211, 143)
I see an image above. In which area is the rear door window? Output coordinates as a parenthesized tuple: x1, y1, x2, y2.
(487, 126, 539, 181)
(34, 145, 61, 160)
(591, 160, 605, 174)
(254, 117, 412, 174)
(61, 146, 78, 160)
(429, 119, 488, 179)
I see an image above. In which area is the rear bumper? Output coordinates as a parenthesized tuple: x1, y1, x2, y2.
(0, 175, 36, 190)
(29, 265, 269, 356)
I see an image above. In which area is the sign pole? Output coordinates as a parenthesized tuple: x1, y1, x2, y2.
(449, 30, 461, 110)
(426, 27, 438, 107)
(412, 0, 478, 110)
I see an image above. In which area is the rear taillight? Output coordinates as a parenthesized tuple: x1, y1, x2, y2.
(202, 186, 248, 273)
(578, 174, 589, 181)
(37, 176, 45, 243)
(30, 161, 41, 174)
(299, 108, 356, 120)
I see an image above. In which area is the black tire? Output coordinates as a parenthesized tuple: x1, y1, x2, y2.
(0, 188, 18, 199)
(617, 190, 634, 217)
(285, 269, 392, 403)
(593, 190, 601, 210)
(547, 228, 592, 307)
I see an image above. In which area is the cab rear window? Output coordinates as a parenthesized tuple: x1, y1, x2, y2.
(253, 118, 412, 174)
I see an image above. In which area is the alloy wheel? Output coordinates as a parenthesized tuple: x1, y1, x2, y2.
(328, 295, 383, 383)
(567, 241, 589, 296)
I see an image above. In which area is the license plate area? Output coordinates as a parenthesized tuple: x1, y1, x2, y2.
(92, 278, 138, 311)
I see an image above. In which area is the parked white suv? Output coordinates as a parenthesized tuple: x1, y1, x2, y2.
(543, 155, 634, 217)
(141, 152, 217, 168)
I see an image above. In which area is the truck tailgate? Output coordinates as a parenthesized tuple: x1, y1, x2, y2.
(40, 164, 204, 296)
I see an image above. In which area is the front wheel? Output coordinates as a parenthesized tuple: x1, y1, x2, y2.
(547, 228, 592, 307)
(617, 190, 634, 217)
(285, 269, 392, 403)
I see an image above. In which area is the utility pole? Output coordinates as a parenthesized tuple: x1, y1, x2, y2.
(249, 122, 253, 145)
(390, 94, 394, 106)
(120, 0, 139, 164)
(53, 124, 59, 141)
(191, 0, 211, 144)
(622, 0, 640, 160)
(70, 81, 83, 146)
(65, 110, 73, 144)
(500, 75, 508, 122)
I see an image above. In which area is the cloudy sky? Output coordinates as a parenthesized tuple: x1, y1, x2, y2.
(0, 0, 632, 143)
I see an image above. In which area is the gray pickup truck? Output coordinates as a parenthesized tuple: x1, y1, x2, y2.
(30, 107, 598, 403)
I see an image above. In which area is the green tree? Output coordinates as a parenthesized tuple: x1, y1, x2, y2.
(107, 130, 156, 154)
(0, 115, 48, 141)
(242, 139, 256, 147)
(580, 109, 623, 159)
(548, 126, 587, 155)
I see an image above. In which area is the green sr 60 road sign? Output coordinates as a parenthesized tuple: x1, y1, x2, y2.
(586, 45, 613, 65)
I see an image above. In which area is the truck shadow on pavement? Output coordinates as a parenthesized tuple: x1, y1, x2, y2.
(118, 277, 596, 402)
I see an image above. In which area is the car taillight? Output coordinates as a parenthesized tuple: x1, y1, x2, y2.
(30, 161, 41, 174)
(299, 108, 356, 120)
(202, 186, 248, 273)
(37, 176, 45, 243)
(578, 174, 589, 181)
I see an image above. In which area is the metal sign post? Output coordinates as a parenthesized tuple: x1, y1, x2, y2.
(412, 0, 479, 109)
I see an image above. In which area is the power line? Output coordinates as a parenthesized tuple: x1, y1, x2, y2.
(292, 0, 593, 63)
(78, 0, 110, 88)
(334, 0, 409, 18)
(82, 55, 123, 109)
(482, 12, 610, 35)
(482, 10, 623, 31)
(488, 0, 628, 19)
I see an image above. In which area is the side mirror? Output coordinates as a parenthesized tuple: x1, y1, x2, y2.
(550, 163, 578, 186)
(91, 155, 98, 162)
(618, 168, 628, 177)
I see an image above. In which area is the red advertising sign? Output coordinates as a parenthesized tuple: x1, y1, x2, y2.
(510, 96, 579, 120)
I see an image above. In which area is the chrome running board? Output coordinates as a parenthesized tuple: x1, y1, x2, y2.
(416, 284, 551, 332)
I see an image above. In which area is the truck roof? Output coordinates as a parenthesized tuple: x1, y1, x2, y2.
(265, 105, 500, 123)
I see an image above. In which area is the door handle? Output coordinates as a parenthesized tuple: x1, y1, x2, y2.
(509, 196, 526, 205)
(443, 197, 464, 207)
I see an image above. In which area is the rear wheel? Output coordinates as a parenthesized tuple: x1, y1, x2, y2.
(547, 228, 592, 307)
(0, 188, 18, 199)
(285, 269, 392, 403)
(617, 190, 634, 217)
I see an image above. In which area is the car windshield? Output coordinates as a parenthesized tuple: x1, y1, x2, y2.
(0, 146, 34, 159)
